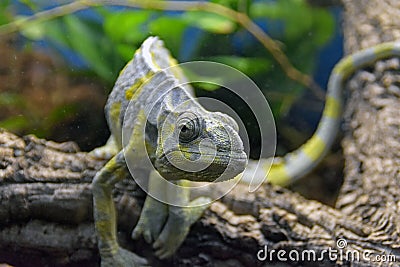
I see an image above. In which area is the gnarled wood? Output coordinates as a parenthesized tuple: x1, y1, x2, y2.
(0, 125, 399, 267)
(1, 0, 400, 266)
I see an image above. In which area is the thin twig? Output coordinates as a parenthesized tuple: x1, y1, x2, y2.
(0, 0, 325, 99)
(0, 1, 86, 34)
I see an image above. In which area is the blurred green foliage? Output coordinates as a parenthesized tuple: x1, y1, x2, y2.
(0, 0, 335, 143)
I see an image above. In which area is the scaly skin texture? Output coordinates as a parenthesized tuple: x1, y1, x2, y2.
(91, 37, 247, 266)
(92, 35, 400, 266)
(242, 42, 400, 186)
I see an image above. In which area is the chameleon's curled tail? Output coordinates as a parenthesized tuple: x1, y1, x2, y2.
(241, 42, 400, 186)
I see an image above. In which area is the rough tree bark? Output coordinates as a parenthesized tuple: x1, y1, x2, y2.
(337, 0, 400, 252)
(1, 1, 400, 266)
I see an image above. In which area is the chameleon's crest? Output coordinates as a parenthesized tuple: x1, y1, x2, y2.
(114, 37, 248, 184)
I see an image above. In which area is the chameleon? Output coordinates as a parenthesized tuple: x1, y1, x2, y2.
(91, 36, 247, 266)
(91, 35, 400, 266)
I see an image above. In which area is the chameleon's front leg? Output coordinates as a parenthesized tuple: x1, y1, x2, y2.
(153, 188, 210, 259)
(131, 171, 169, 244)
(92, 151, 147, 267)
(132, 171, 210, 259)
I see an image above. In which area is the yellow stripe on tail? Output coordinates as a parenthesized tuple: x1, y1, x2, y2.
(241, 42, 400, 186)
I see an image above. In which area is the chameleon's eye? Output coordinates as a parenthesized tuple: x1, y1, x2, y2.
(177, 114, 202, 143)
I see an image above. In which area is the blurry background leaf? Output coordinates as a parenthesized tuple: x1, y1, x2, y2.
(0, 115, 29, 132)
(149, 16, 187, 55)
(103, 10, 151, 43)
(19, 0, 37, 10)
(182, 11, 235, 34)
(103, 10, 151, 60)
(193, 82, 221, 91)
(19, 16, 46, 39)
(63, 15, 114, 81)
(310, 9, 335, 45)
(207, 56, 272, 76)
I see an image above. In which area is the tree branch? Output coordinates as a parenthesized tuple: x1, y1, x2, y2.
(1, 128, 399, 266)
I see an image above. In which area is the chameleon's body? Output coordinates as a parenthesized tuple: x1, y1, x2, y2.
(91, 37, 247, 266)
(92, 36, 400, 266)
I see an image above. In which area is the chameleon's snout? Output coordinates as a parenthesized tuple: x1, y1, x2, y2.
(155, 149, 247, 183)
(215, 149, 248, 182)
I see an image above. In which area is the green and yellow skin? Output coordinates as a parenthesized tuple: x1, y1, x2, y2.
(92, 36, 400, 266)
(242, 42, 400, 186)
(91, 37, 247, 266)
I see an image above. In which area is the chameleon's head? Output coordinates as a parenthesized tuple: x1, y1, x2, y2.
(154, 110, 247, 182)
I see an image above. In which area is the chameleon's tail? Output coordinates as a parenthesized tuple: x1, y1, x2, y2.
(241, 42, 400, 187)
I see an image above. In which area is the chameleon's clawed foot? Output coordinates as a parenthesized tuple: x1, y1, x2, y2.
(133, 196, 211, 259)
(101, 247, 148, 267)
(89, 136, 118, 160)
(153, 196, 210, 259)
(131, 195, 168, 244)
